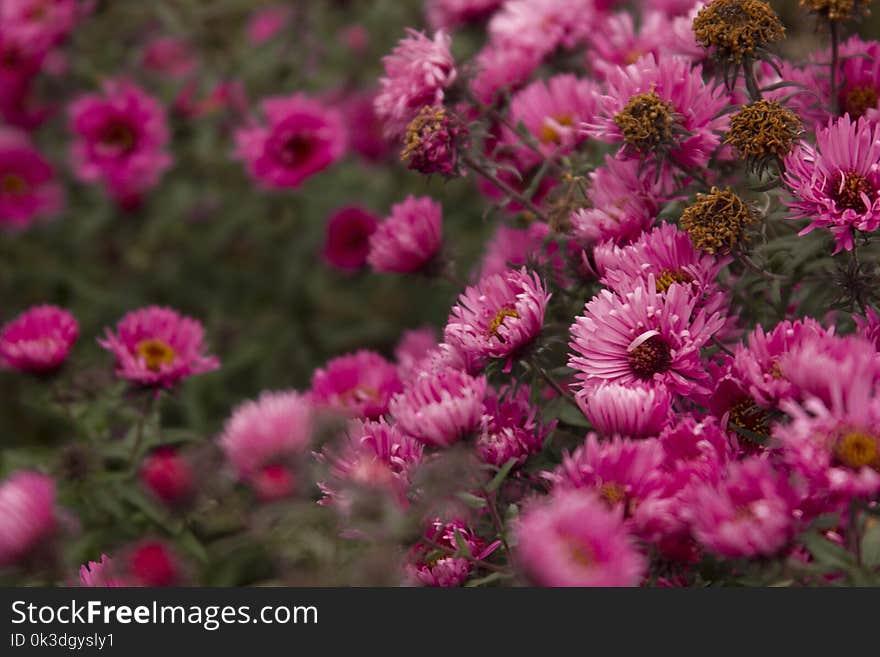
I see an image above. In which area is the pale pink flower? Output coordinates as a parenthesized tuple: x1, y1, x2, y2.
(0, 471, 57, 567)
(0, 304, 77, 373)
(310, 350, 402, 420)
(579, 382, 673, 439)
(367, 195, 443, 273)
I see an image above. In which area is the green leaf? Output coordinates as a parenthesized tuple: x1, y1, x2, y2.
(452, 529, 473, 558)
(801, 532, 856, 572)
(860, 521, 880, 569)
(487, 458, 517, 493)
(456, 492, 487, 509)
(465, 572, 513, 587)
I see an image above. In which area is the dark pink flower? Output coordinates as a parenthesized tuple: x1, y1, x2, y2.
(0, 129, 63, 230)
(407, 519, 497, 587)
(0, 304, 78, 373)
(477, 385, 554, 467)
(367, 195, 443, 273)
(322, 206, 379, 272)
(140, 447, 196, 507)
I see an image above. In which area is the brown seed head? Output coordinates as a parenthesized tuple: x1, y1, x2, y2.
(724, 100, 802, 173)
(692, 0, 785, 62)
(680, 186, 760, 254)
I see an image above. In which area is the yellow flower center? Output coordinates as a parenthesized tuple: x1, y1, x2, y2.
(834, 431, 880, 470)
(614, 90, 678, 153)
(655, 269, 693, 293)
(564, 537, 595, 569)
(487, 307, 520, 341)
(599, 481, 626, 506)
(136, 339, 176, 371)
(539, 114, 574, 145)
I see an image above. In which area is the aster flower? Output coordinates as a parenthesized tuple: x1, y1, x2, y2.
(367, 195, 443, 274)
(124, 540, 182, 587)
(570, 154, 676, 247)
(506, 74, 598, 164)
(317, 418, 424, 508)
(401, 105, 467, 176)
(390, 366, 487, 447)
(835, 37, 880, 122)
(340, 91, 393, 163)
(219, 390, 314, 500)
(469, 44, 542, 106)
(685, 457, 798, 558)
(79, 554, 122, 587)
(732, 318, 832, 407)
(578, 383, 673, 439)
(476, 385, 555, 467)
(0, 304, 78, 373)
(68, 79, 172, 206)
(310, 350, 402, 420)
(487, 0, 597, 59)
(407, 518, 498, 587)
(1, 0, 79, 51)
(98, 306, 219, 389)
(568, 278, 724, 396)
(584, 54, 728, 172)
(855, 306, 880, 351)
(514, 488, 646, 587)
(0, 470, 57, 567)
(321, 206, 379, 272)
(479, 221, 551, 278)
(659, 415, 735, 481)
(587, 11, 672, 80)
(445, 267, 549, 364)
(783, 114, 880, 253)
(427, 0, 504, 30)
(724, 99, 802, 174)
(394, 326, 439, 382)
(374, 29, 457, 138)
(597, 222, 729, 313)
(680, 186, 760, 255)
(140, 447, 195, 507)
(0, 129, 63, 230)
(234, 93, 346, 190)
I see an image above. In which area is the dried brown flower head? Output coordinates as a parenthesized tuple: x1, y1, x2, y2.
(692, 0, 785, 62)
(680, 187, 760, 254)
(724, 100, 802, 174)
(799, 0, 871, 21)
(613, 90, 684, 155)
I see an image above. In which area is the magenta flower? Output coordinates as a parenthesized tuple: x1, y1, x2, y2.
(570, 154, 676, 247)
(245, 5, 290, 45)
(587, 11, 674, 80)
(427, 0, 503, 30)
(98, 306, 219, 388)
(0, 129, 63, 230)
(659, 416, 735, 482)
(79, 554, 123, 587)
(476, 385, 555, 467)
(568, 278, 724, 396)
(0, 470, 57, 567)
(219, 390, 314, 500)
(506, 74, 598, 164)
(445, 267, 549, 364)
(0, 304, 77, 373)
(367, 195, 443, 273)
(310, 350, 402, 420)
(579, 382, 673, 439)
(68, 79, 172, 206)
(234, 94, 346, 190)
(390, 365, 487, 447)
(317, 418, 424, 508)
(469, 43, 542, 105)
(322, 206, 379, 272)
(487, 0, 597, 60)
(584, 54, 728, 171)
(783, 115, 880, 253)
(374, 29, 456, 138)
(407, 519, 498, 587)
(1, 0, 78, 51)
(685, 457, 798, 558)
(514, 488, 646, 587)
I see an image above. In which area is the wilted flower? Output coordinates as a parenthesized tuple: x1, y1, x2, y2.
(98, 306, 220, 388)
(0, 305, 78, 373)
(514, 488, 646, 587)
(680, 187, 760, 254)
(724, 100, 802, 174)
(234, 94, 346, 190)
(799, 0, 871, 22)
(401, 105, 467, 176)
(692, 0, 785, 63)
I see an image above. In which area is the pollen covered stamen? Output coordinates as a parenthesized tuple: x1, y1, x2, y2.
(831, 170, 873, 212)
(136, 339, 176, 371)
(613, 91, 679, 153)
(627, 335, 672, 379)
(539, 114, 574, 144)
(841, 85, 879, 119)
(656, 269, 694, 293)
(487, 307, 520, 341)
(834, 431, 880, 470)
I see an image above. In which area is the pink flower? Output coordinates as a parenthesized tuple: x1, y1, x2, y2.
(685, 457, 798, 558)
(659, 416, 734, 480)
(0, 304, 77, 372)
(597, 222, 729, 314)
(584, 54, 728, 171)
(586, 11, 673, 80)
(469, 44, 542, 105)
(427, 0, 503, 30)
(445, 267, 549, 364)
(732, 318, 831, 407)
(79, 554, 122, 587)
(407, 519, 497, 587)
(394, 326, 439, 382)
(568, 278, 724, 396)
(477, 385, 555, 467)
(0, 470, 56, 567)
(478, 221, 551, 278)
(234, 94, 346, 190)
(246, 5, 290, 45)
(219, 390, 314, 500)
(317, 418, 424, 508)
(310, 350, 402, 420)
(125, 540, 182, 587)
(0, 129, 63, 230)
(487, 0, 597, 59)
(140, 447, 195, 507)
(579, 382, 673, 439)
(514, 488, 646, 587)
(783, 114, 880, 253)
(855, 306, 880, 351)
(367, 195, 443, 273)
(1, 0, 78, 51)
(374, 29, 456, 138)
(68, 79, 172, 206)
(322, 206, 379, 272)
(142, 36, 197, 80)
(98, 306, 219, 388)
(390, 366, 487, 447)
(570, 154, 676, 247)
(836, 37, 880, 122)
(506, 74, 598, 163)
